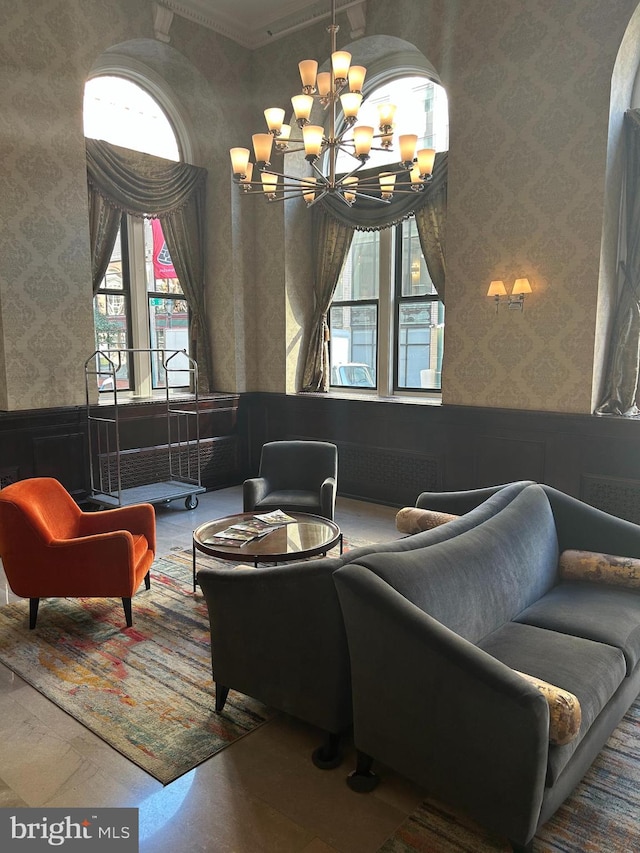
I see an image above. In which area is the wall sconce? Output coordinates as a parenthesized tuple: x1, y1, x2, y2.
(487, 277, 532, 313)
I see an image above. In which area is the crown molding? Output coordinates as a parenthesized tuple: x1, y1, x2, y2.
(162, 0, 367, 49)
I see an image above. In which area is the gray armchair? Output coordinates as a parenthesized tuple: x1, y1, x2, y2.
(243, 440, 338, 520)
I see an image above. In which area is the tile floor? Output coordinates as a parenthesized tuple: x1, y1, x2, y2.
(0, 486, 428, 852)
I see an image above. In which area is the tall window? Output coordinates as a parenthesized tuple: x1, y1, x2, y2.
(84, 75, 190, 394)
(330, 74, 448, 394)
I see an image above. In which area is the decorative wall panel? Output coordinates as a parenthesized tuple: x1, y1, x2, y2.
(580, 474, 640, 525)
(335, 440, 442, 504)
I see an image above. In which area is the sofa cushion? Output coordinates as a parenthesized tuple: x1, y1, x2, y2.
(478, 621, 626, 785)
(253, 490, 323, 511)
(395, 507, 459, 534)
(560, 549, 640, 589)
(515, 581, 640, 675)
(353, 485, 560, 644)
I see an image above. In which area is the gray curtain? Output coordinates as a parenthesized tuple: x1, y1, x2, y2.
(301, 152, 448, 391)
(88, 187, 121, 295)
(301, 206, 355, 392)
(414, 167, 447, 301)
(86, 139, 212, 392)
(596, 110, 640, 416)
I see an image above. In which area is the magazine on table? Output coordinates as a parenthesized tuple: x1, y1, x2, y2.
(253, 509, 297, 525)
(202, 510, 296, 547)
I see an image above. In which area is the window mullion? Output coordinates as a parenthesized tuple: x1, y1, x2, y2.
(127, 216, 152, 396)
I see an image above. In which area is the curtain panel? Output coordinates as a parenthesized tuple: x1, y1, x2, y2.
(86, 139, 212, 392)
(596, 111, 640, 416)
(301, 152, 448, 391)
(301, 206, 355, 392)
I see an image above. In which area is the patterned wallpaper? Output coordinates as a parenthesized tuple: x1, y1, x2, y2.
(365, 0, 640, 413)
(0, 0, 153, 410)
(1, 0, 639, 414)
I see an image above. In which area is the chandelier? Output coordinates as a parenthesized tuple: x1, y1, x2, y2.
(229, 0, 436, 208)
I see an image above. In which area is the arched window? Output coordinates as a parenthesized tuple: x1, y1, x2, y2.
(84, 75, 190, 394)
(329, 72, 448, 395)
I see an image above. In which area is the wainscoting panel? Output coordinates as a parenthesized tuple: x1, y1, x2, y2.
(580, 474, 640, 525)
(240, 393, 640, 509)
(475, 435, 546, 487)
(33, 432, 87, 497)
(335, 441, 442, 505)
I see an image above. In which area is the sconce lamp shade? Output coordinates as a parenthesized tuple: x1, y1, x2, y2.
(230, 147, 250, 177)
(340, 92, 362, 119)
(377, 103, 397, 129)
(417, 148, 436, 178)
(348, 65, 366, 93)
(298, 60, 318, 90)
(331, 50, 351, 81)
(252, 133, 273, 164)
(353, 125, 374, 157)
(343, 176, 358, 204)
(264, 108, 285, 133)
(399, 134, 418, 165)
(512, 277, 532, 295)
(291, 94, 314, 123)
(487, 280, 507, 297)
(316, 72, 331, 98)
(302, 125, 324, 158)
(379, 172, 396, 199)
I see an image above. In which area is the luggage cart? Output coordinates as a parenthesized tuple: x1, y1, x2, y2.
(84, 348, 206, 510)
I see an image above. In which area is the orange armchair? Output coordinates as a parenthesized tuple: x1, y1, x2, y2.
(0, 477, 156, 629)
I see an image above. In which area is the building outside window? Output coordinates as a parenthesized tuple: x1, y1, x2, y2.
(84, 75, 191, 395)
(329, 73, 447, 395)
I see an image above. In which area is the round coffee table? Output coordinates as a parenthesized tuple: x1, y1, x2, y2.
(192, 511, 343, 590)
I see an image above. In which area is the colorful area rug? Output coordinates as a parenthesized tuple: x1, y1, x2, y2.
(378, 696, 640, 852)
(0, 550, 276, 785)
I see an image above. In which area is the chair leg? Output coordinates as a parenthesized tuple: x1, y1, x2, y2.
(144, 571, 151, 590)
(122, 597, 133, 627)
(215, 684, 230, 713)
(29, 598, 39, 629)
(311, 731, 343, 769)
(510, 841, 534, 853)
(346, 750, 379, 792)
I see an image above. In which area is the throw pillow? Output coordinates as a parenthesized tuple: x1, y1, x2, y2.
(395, 507, 459, 534)
(515, 670, 582, 746)
(559, 549, 640, 589)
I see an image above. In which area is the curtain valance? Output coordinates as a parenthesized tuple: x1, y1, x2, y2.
(86, 138, 206, 218)
(318, 150, 447, 232)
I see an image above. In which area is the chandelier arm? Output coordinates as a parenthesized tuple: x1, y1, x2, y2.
(257, 166, 328, 186)
(335, 160, 368, 184)
(351, 191, 392, 205)
(278, 144, 306, 155)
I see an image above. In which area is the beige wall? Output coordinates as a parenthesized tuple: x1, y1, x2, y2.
(0, 0, 639, 414)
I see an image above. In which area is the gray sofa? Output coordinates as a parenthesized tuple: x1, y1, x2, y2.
(334, 483, 640, 852)
(197, 480, 534, 767)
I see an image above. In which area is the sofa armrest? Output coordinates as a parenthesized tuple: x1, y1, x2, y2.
(415, 481, 534, 514)
(197, 556, 351, 733)
(334, 564, 549, 847)
(542, 485, 640, 556)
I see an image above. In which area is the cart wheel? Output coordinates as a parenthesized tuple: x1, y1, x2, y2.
(185, 495, 199, 510)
